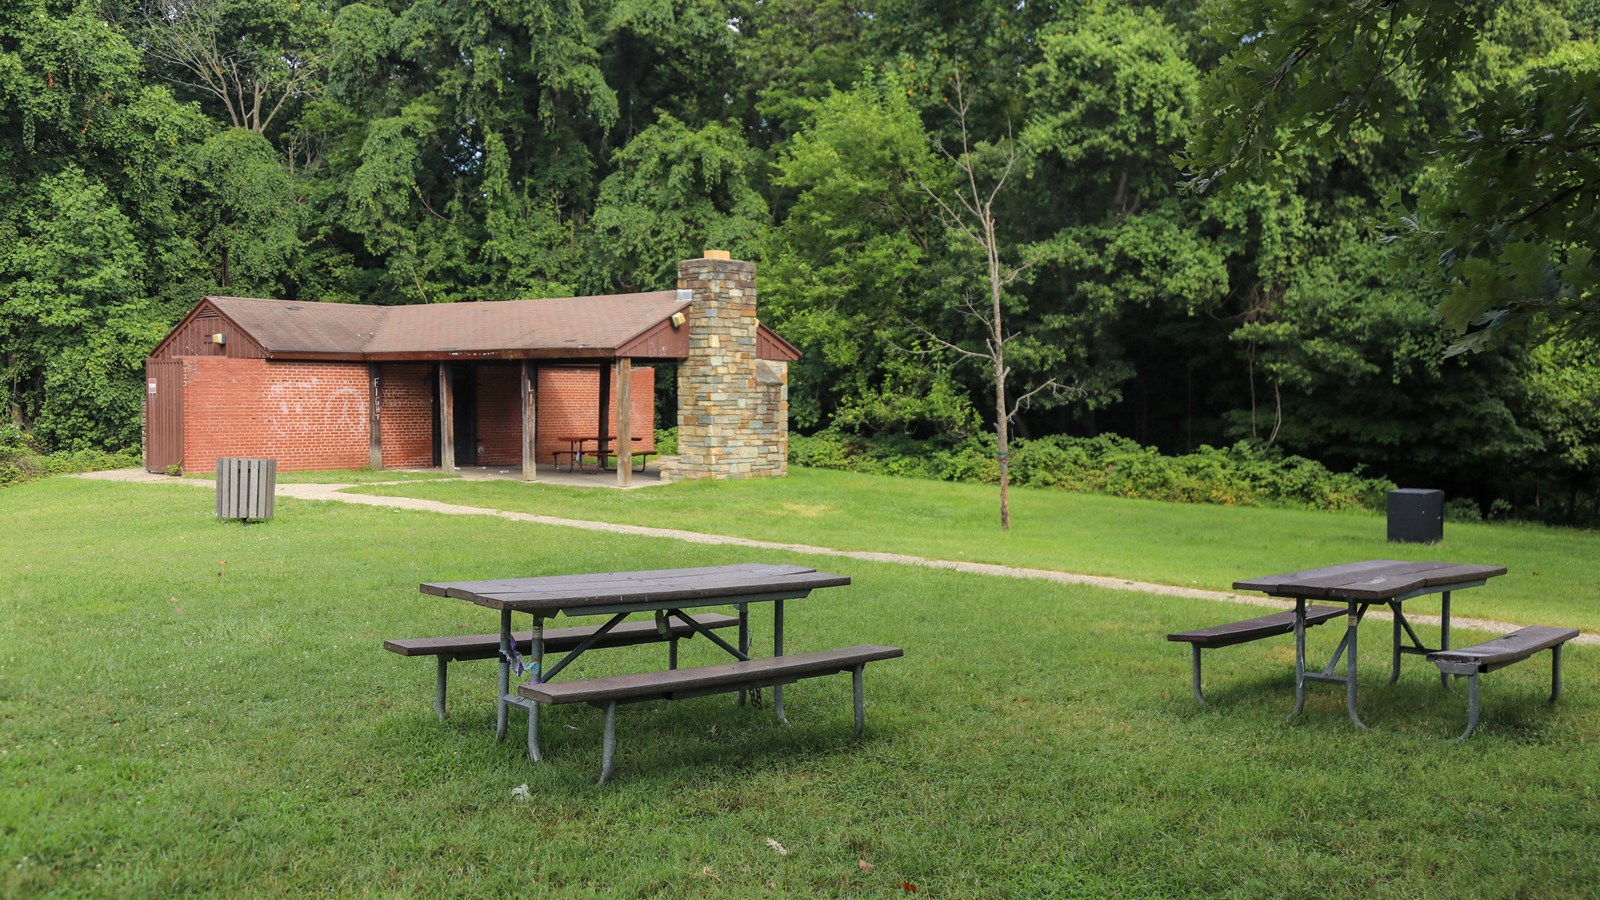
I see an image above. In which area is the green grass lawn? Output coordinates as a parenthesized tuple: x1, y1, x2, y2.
(2, 476, 1598, 896)
(352, 467, 1600, 633)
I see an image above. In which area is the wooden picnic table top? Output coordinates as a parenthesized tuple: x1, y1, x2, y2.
(1233, 559, 1507, 602)
(420, 563, 851, 613)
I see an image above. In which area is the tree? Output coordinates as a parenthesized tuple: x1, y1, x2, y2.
(1177, 0, 1599, 349)
(139, 0, 325, 134)
(918, 75, 1074, 530)
(585, 114, 768, 292)
(761, 77, 963, 433)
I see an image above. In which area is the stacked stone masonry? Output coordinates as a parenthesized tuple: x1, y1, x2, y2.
(675, 257, 786, 479)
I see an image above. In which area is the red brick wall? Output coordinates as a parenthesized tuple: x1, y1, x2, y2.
(379, 364, 433, 468)
(533, 366, 654, 465)
(176, 359, 655, 473)
(181, 357, 370, 473)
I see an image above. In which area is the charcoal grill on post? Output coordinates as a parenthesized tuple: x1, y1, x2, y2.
(216, 458, 276, 522)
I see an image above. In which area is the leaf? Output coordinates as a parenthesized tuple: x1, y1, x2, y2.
(858, 860, 876, 873)
(901, 881, 919, 893)
(765, 838, 788, 856)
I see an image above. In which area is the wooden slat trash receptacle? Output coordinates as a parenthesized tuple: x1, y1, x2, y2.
(216, 458, 276, 521)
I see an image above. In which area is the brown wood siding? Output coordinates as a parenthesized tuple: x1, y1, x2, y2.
(757, 326, 801, 362)
(154, 302, 267, 359)
(616, 317, 690, 359)
(144, 359, 184, 472)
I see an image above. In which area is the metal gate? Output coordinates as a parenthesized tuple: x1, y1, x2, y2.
(145, 359, 184, 473)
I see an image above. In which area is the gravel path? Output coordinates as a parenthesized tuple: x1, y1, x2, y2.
(77, 468, 1597, 645)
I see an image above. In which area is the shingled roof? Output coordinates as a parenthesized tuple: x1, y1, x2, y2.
(153, 291, 801, 362)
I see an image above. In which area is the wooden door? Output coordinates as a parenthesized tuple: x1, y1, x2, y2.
(145, 359, 184, 473)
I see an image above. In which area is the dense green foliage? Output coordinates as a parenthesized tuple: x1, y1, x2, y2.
(1, 0, 1595, 522)
(0, 423, 138, 486)
(790, 430, 1395, 512)
(1179, 0, 1600, 349)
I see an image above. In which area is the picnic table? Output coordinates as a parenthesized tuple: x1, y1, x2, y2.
(552, 434, 652, 472)
(417, 563, 901, 782)
(1232, 559, 1506, 727)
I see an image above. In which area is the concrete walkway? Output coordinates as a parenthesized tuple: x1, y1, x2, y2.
(78, 468, 1597, 645)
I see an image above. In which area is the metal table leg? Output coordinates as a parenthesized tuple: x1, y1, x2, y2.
(435, 656, 449, 721)
(1290, 596, 1307, 719)
(1390, 601, 1403, 686)
(1551, 645, 1564, 703)
(598, 701, 618, 785)
(1345, 602, 1367, 729)
(852, 665, 865, 738)
(1439, 591, 1453, 690)
(736, 603, 749, 707)
(773, 599, 788, 725)
(527, 615, 543, 762)
(1189, 645, 1207, 705)
(496, 609, 512, 741)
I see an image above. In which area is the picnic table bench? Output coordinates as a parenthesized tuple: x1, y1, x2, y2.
(1167, 605, 1346, 704)
(521, 644, 904, 783)
(385, 613, 738, 720)
(1428, 625, 1579, 741)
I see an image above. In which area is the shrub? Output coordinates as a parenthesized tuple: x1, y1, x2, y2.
(790, 429, 1395, 513)
(654, 427, 678, 456)
(0, 424, 141, 488)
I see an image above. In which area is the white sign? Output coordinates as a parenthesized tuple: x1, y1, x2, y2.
(148, 380, 157, 395)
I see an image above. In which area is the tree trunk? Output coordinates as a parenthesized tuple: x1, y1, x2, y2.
(987, 218, 1011, 531)
(5, 351, 23, 428)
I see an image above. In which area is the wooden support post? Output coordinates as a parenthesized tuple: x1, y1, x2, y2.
(597, 362, 612, 469)
(368, 363, 382, 470)
(616, 358, 632, 487)
(521, 361, 537, 482)
(439, 362, 455, 472)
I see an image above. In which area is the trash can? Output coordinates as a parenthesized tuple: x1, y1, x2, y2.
(216, 458, 276, 521)
(1387, 488, 1444, 544)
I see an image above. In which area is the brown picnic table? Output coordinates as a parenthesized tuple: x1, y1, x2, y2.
(551, 434, 652, 472)
(1232, 559, 1506, 727)
(417, 563, 901, 782)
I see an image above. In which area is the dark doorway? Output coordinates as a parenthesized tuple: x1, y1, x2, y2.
(430, 365, 479, 467)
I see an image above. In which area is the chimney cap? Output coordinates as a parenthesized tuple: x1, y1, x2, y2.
(702, 249, 732, 260)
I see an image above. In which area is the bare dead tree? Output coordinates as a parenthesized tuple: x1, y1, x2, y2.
(917, 73, 1076, 530)
(143, 0, 319, 133)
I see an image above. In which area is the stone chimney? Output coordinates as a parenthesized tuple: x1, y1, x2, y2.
(676, 251, 766, 479)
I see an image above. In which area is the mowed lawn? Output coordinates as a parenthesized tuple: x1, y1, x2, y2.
(1, 477, 1596, 896)
(355, 467, 1600, 634)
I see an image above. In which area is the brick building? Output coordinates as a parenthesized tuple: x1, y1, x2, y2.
(144, 254, 797, 484)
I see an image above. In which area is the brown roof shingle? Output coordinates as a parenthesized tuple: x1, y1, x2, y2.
(203, 292, 690, 360)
